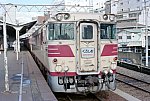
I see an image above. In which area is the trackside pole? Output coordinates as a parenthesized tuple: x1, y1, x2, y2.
(144, 0, 148, 67)
(3, 10, 9, 92)
(16, 28, 19, 60)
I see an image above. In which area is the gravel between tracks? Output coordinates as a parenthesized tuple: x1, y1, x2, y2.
(96, 91, 127, 101)
(117, 66, 150, 101)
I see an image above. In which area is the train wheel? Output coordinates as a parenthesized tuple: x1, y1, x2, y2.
(87, 79, 103, 93)
(88, 83, 103, 93)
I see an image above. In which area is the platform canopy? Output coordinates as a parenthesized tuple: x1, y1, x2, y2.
(0, 20, 37, 37)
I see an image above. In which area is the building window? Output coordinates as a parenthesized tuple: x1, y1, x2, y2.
(117, 15, 123, 19)
(129, 13, 137, 17)
(128, 8, 130, 11)
(119, 36, 122, 39)
(137, 7, 140, 10)
(127, 36, 131, 39)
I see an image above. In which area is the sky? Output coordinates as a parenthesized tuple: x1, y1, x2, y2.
(0, 0, 105, 5)
(0, 0, 55, 24)
(0, 0, 106, 24)
(0, 0, 54, 5)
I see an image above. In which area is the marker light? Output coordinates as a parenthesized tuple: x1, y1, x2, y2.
(113, 57, 118, 61)
(53, 58, 58, 64)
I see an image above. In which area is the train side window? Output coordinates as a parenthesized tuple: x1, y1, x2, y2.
(82, 25, 93, 39)
(48, 24, 55, 40)
(48, 23, 74, 40)
(100, 24, 116, 39)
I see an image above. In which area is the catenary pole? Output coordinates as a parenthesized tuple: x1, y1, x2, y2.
(144, 0, 148, 67)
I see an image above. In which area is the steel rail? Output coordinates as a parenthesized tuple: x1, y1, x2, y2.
(116, 73, 150, 93)
(116, 72, 150, 84)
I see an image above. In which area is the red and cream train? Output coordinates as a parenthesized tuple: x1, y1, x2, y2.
(25, 12, 118, 93)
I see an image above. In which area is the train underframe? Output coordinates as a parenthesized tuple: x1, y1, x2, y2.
(47, 74, 116, 93)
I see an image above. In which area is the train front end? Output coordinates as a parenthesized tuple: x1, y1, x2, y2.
(46, 13, 118, 93)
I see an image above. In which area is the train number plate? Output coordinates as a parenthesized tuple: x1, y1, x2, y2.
(81, 47, 95, 58)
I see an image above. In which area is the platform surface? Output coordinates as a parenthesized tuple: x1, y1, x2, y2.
(0, 50, 57, 101)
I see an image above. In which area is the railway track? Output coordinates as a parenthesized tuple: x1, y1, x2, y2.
(116, 72, 150, 93)
(54, 92, 102, 101)
(117, 62, 150, 75)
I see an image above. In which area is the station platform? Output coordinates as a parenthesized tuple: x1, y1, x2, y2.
(0, 50, 57, 101)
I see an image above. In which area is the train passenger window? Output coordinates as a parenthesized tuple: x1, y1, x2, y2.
(82, 25, 93, 39)
(48, 23, 74, 40)
(100, 24, 116, 39)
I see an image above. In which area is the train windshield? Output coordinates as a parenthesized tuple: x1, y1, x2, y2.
(48, 23, 74, 40)
(100, 24, 116, 39)
(82, 25, 93, 39)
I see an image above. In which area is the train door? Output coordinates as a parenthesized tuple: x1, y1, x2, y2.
(78, 23, 98, 73)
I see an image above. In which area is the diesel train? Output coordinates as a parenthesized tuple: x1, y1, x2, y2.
(25, 12, 118, 93)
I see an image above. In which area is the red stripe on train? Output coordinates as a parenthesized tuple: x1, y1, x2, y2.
(49, 72, 77, 76)
(101, 44, 118, 56)
(48, 45, 74, 57)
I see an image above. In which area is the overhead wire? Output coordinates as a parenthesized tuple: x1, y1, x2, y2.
(0, 3, 14, 24)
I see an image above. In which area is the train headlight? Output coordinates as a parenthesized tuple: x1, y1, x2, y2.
(111, 62, 117, 70)
(55, 65, 63, 72)
(104, 70, 108, 75)
(109, 14, 115, 21)
(64, 66, 69, 72)
(109, 69, 113, 74)
(64, 13, 70, 20)
(103, 14, 108, 20)
(56, 14, 63, 21)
